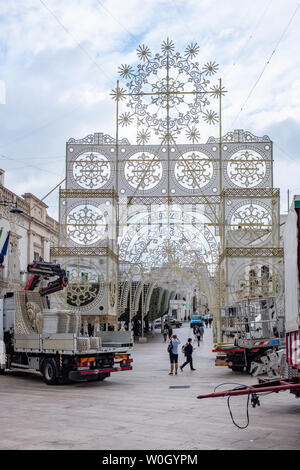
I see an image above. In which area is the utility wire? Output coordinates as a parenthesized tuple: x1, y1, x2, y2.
(232, 0, 272, 67)
(0, 103, 83, 150)
(39, 0, 113, 81)
(273, 141, 300, 164)
(0, 153, 62, 177)
(231, 1, 300, 127)
(95, 0, 137, 40)
(0, 154, 65, 161)
(0, 1, 116, 153)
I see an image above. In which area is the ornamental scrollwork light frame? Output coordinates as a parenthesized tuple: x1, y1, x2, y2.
(50, 39, 282, 343)
(113, 39, 225, 292)
(110, 39, 281, 341)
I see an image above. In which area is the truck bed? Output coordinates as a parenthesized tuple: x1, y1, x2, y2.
(14, 331, 133, 355)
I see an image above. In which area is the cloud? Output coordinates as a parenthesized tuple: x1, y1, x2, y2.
(263, 118, 300, 210)
(0, 0, 299, 217)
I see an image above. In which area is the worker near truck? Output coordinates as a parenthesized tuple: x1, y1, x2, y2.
(4, 328, 14, 366)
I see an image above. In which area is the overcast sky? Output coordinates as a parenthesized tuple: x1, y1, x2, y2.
(0, 0, 300, 217)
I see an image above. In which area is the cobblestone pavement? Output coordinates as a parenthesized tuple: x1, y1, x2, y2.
(0, 323, 299, 450)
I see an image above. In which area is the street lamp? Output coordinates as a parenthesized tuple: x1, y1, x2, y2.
(0, 200, 24, 214)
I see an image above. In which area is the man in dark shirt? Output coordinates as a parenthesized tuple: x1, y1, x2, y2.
(180, 338, 196, 371)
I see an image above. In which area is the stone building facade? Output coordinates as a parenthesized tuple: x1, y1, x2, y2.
(0, 169, 59, 297)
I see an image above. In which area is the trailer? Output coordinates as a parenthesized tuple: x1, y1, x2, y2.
(0, 261, 133, 384)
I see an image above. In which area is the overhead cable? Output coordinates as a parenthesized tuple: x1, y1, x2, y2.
(39, 0, 113, 81)
(231, 1, 300, 127)
(95, 0, 137, 40)
(232, 0, 272, 67)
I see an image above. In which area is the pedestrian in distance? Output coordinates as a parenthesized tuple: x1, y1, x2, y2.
(168, 334, 181, 375)
(168, 324, 173, 339)
(162, 324, 168, 343)
(180, 338, 196, 371)
(199, 320, 205, 339)
(204, 315, 209, 328)
(194, 326, 201, 346)
(208, 316, 213, 328)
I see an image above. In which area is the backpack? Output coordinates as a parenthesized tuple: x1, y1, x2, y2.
(167, 341, 173, 353)
(182, 343, 189, 355)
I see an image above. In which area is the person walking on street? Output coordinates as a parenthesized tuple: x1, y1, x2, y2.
(208, 316, 213, 328)
(204, 315, 209, 328)
(195, 326, 201, 346)
(180, 338, 196, 371)
(168, 334, 181, 375)
(199, 320, 205, 339)
(168, 324, 173, 339)
(162, 324, 168, 343)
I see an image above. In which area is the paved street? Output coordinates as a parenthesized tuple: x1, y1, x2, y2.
(0, 323, 299, 450)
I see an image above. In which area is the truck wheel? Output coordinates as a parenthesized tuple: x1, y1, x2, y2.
(97, 373, 110, 381)
(57, 375, 70, 385)
(231, 366, 244, 372)
(42, 359, 58, 385)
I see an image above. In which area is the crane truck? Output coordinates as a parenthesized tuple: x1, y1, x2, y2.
(198, 196, 300, 401)
(0, 261, 133, 384)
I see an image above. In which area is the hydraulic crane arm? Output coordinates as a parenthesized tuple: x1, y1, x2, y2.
(25, 261, 68, 296)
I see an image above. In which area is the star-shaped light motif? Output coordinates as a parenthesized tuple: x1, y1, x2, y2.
(111, 87, 127, 101)
(137, 44, 151, 62)
(118, 112, 134, 127)
(162, 132, 176, 143)
(118, 64, 134, 79)
(186, 126, 201, 143)
(185, 42, 199, 59)
(203, 110, 218, 125)
(161, 38, 175, 54)
(210, 84, 227, 99)
(113, 40, 224, 140)
(136, 129, 151, 145)
(202, 61, 219, 76)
